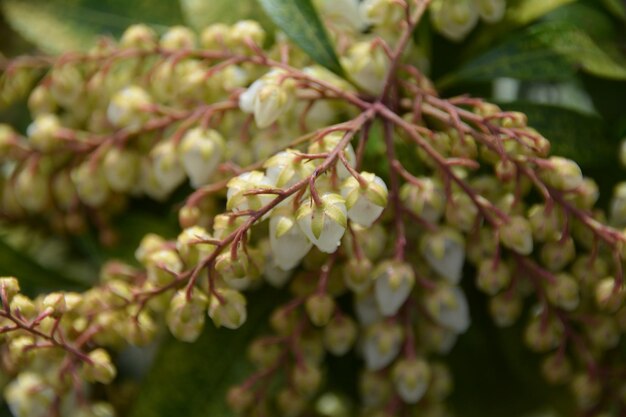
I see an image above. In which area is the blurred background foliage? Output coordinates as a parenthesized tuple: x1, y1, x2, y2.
(0, 0, 625, 416)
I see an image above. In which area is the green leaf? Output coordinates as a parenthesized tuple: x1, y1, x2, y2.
(179, 0, 273, 31)
(1, 0, 183, 54)
(130, 287, 281, 417)
(465, 0, 575, 57)
(257, 0, 344, 76)
(440, 22, 626, 88)
(602, 0, 626, 21)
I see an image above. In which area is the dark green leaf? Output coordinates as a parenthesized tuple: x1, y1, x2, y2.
(257, 0, 344, 76)
(464, 0, 575, 58)
(602, 0, 626, 21)
(129, 287, 281, 417)
(543, 2, 617, 40)
(179, 0, 273, 31)
(440, 22, 626, 89)
(1, 0, 183, 54)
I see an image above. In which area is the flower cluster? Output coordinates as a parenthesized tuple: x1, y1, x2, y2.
(0, 1, 625, 416)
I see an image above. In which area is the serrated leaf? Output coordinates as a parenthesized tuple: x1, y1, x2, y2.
(440, 22, 626, 88)
(179, 0, 273, 31)
(129, 287, 280, 417)
(2, 0, 182, 54)
(257, 0, 344, 76)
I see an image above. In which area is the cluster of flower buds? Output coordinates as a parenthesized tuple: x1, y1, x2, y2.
(0, 1, 625, 416)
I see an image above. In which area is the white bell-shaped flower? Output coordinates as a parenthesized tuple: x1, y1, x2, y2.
(341, 172, 388, 227)
(399, 178, 445, 223)
(5, 372, 55, 417)
(341, 41, 389, 95)
(392, 358, 431, 404)
(354, 290, 382, 325)
(315, 0, 366, 32)
(420, 227, 465, 284)
(362, 321, 404, 371)
(208, 288, 247, 329)
(107, 85, 152, 129)
(239, 70, 295, 128)
(103, 147, 140, 192)
(269, 207, 314, 270)
(179, 127, 225, 188)
(424, 283, 471, 334)
(430, 0, 479, 42)
(151, 140, 186, 194)
(264, 149, 315, 188)
(296, 193, 347, 253)
(226, 171, 275, 213)
(374, 261, 415, 317)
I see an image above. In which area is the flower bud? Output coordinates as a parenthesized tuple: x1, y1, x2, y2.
(269, 207, 314, 271)
(420, 228, 465, 284)
(151, 140, 186, 194)
(293, 362, 322, 395)
(541, 353, 572, 385)
(179, 127, 225, 188)
(539, 157, 583, 191)
(524, 314, 564, 352)
(391, 358, 431, 404)
(528, 204, 562, 242)
(215, 248, 264, 290)
(135, 233, 166, 264)
(499, 216, 533, 255)
(540, 236, 575, 272)
(167, 289, 208, 342)
(546, 273, 579, 311)
(476, 0, 506, 23)
(270, 305, 301, 335)
(585, 316, 620, 350)
(476, 259, 510, 295)
(489, 293, 522, 327)
(595, 277, 625, 312)
(359, 370, 392, 407)
(445, 192, 478, 232)
(363, 321, 404, 371)
(264, 149, 315, 188)
(571, 373, 601, 410)
(5, 372, 55, 417)
(360, 0, 405, 28)
(26, 113, 62, 152)
(176, 226, 216, 266)
(146, 249, 183, 286)
(296, 193, 347, 254)
(277, 388, 306, 417)
(341, 172, 387, 227)
(305, 293, 336, 327)
(102, 147, 140, 192)
(316, 0, 365, 32)
(71, 161, 110, 207)
(423, 284, 470, 333)
(10, 294, 36, 319)
(160, 25, 196, 50)
(120, 24, 157, 50)
(83, 349, 116, 384)
(426, 362, 453, 401)
(226, 386, 255, 414)
(229, 20, 266, 49)
(430, 0, 479, 41)
(208, 288, 247, 329)
(122, 311, 157, 346)
(400, 178, 445, 223)
(572, 255, 608, 288)
(14, 164, 50, 212)
(308, 132, 357, 180)
(42, 292, 67, 317)
(324, 315, 357, 355)
(200, 23, 230, 49)
(226, 170, 274, 213)
(342, 41, 389, 94)
(343, 256, 374, 293)
(374, 260, 415, 316)
(107, 86, 152, 130)
(0, 276, 19, 303)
